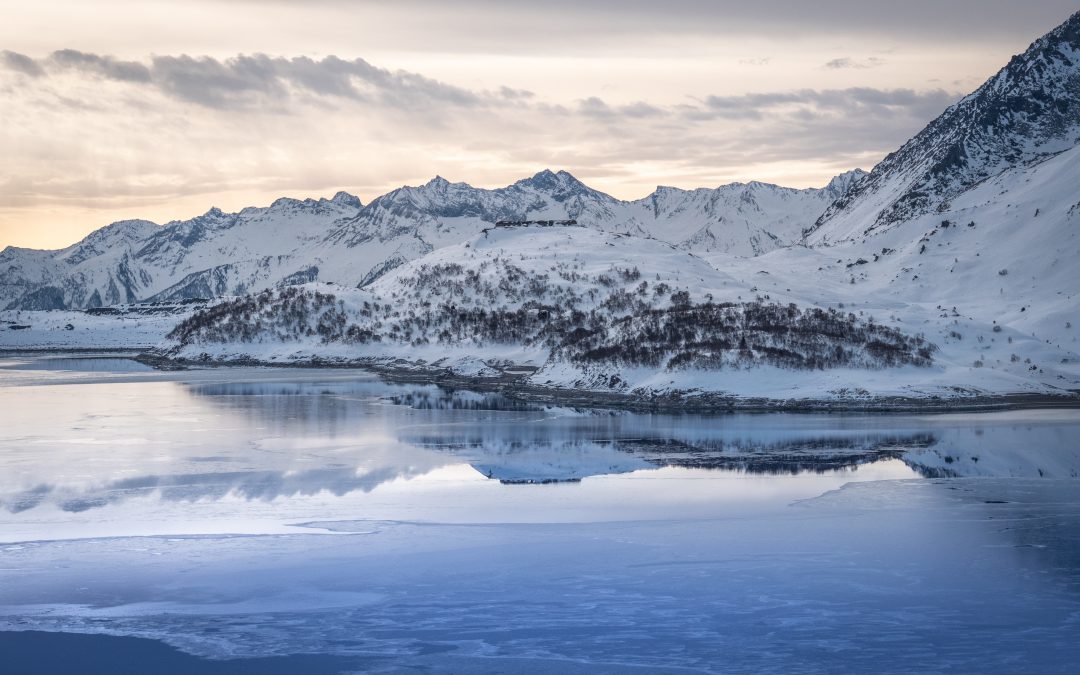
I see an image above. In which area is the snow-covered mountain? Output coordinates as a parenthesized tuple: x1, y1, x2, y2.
(0, 193, 363, 310)
(808, 10, 1080, 243)
(623, 169, 866, 255)
(0, 170, 863, 310)
(783, 10, 1080, 353)
(326, 169, 866, 259)
(139, 11, 1080, 407)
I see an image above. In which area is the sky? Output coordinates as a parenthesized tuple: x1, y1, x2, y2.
(1, 1, 1077, 250)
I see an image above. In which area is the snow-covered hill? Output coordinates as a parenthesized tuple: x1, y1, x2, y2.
(0, 170, 863, 311)
(156, 225, 1077, 405)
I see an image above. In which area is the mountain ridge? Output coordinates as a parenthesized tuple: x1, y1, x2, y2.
(809, 10, 1080, 243)
(1, 169, 865, 310)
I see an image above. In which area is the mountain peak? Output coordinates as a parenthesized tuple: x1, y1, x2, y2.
(77, 218, 158, 245)
(269, 197, 300, 210)
(554, 169, 588, 186)
(515, 169, 590, 195)
(821, 169, 868, 197)
(55, 218, 159, 265)
(811, 10, 1080, 241)
(330, 191, 362, 208)
(744, 180, 780, 190)
(516, 169, 558, 188)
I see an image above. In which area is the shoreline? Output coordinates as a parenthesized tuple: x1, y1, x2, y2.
(133, 351, 1080, 415)
(0, 346, 151, 354)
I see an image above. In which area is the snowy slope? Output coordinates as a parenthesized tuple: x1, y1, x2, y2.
(702, 139, 1080, 392)
(0, 220, 158, 310)
(156, 225, 1078, 404)
(0, 300, 206, 350)
(0, 246, 66, 308)
(626, 170, 866, 255)
(738, 10, 1080, 385)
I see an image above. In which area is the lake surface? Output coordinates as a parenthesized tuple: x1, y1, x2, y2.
(1, 354, 1078, 673)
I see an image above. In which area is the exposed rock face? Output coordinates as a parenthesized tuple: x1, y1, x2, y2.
(810, 11, 1080, 243)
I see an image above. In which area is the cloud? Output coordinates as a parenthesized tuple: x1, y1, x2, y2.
(824, 57, 886, 69)
(211, 1, 1079, 55)
(498, 86, 535, 100)
(149, 54, 291, 108)
(700, 87, 951, 120)
(49, 49, 151, 82)
(577, 97, 664, 119)
(2, 51, 494, 111)
(0, 50, 43, 77)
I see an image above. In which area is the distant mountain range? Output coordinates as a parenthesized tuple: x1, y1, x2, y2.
(0, 168, 867, 311)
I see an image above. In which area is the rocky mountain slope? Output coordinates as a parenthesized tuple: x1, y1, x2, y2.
(808, 10, 1080, 243)
(772, 11, 1080, 361)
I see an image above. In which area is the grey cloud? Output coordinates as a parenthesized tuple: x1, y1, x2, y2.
(151, 53, 485, 109)
(577, 97, 665, 120)
(0, 50, 44, 77)
(577, 96, 611, 117)
(825, 57, 886, 69)
(621, 101, 665, 118)
(498, 86, 535, 100)
(150, 54, 289, 107)
(0, 48, 959, 126)
(700, 87, 953, 120)
(240, 1, 1079, 50)
(574, 86, 954, 127)
(50, 49, 151, 82)
(4, 51, 488, 111)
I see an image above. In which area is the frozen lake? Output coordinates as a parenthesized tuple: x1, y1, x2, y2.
(0, 354, 1078, 673)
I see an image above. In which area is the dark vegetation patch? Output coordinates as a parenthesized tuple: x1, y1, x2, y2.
(170, 280, 936, 372)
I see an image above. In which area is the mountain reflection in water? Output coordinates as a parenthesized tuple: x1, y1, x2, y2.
(2, 375, 1077, 514)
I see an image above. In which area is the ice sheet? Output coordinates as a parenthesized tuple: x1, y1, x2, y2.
(1, 358, 1078, 673)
